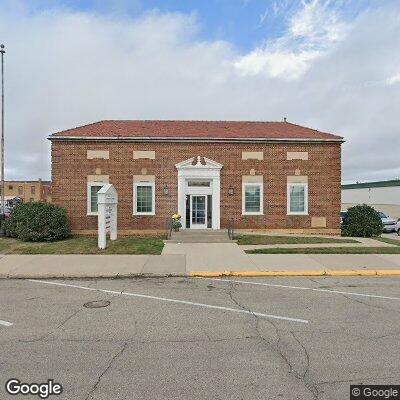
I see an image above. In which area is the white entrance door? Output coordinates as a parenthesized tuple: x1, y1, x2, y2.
(190, 195, 207, 229)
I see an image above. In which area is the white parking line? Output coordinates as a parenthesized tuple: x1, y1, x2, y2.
(0, 319, 13, 327)
(199, 277, 400, 301)
(27, 279, 308, 324)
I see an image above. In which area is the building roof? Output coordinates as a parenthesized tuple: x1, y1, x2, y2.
(49, 120, 343, 142)
(5, 180, 51, 185)
(342, 180, 400, 190)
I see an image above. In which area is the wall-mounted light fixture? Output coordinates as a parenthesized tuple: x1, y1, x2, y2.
(228, 185, 234, 196)
(163, 185, 169, 196)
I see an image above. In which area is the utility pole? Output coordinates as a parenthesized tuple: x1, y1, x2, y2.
(0, 44, 5, 235)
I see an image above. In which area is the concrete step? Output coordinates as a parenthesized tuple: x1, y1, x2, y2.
(169, 229, 232, 243)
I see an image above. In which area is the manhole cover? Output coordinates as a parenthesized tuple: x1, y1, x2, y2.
(83, 300, 110, 309)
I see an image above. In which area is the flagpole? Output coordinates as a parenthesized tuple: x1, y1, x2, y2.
(0, 44, 5, 235)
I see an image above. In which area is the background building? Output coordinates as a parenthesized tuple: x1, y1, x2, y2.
(341, 180, 400, 219)
(1, 179, 51, 205)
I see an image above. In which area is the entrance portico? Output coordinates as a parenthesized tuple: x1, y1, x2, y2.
(176, 156, 222, 230)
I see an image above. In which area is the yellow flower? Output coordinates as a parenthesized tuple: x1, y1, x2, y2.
(172, 213, 181, 220)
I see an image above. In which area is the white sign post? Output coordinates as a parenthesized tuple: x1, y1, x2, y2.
(97, 184, 118, 249)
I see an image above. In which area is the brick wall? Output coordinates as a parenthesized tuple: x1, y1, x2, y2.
(51, 141, 341, 233)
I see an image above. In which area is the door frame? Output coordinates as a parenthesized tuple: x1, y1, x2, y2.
(176, 156, 223, 230)
(190, 195, 207, 229)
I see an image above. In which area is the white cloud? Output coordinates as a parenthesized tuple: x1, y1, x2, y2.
(0, 1, 399, 183)
(259, 8, 268, 25)
(386, 73, 400, 86)
(235, 48, 320, 78)
(235, 0, 348, 79)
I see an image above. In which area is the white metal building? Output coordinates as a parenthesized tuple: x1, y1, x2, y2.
(341, 180, 400, 219)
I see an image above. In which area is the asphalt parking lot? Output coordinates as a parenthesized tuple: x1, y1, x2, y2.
(1, 276, 400, 399)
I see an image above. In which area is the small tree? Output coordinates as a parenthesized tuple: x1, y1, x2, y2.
(4, 202, 70, 242)
(341, 204, 383, 237)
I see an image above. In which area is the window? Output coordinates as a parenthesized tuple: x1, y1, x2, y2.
(187, 180, 210, 187)
(287, 183, 308, 215)
(31, 186, 36, 194)
(87, 182, 105, 215)
(242, 182, 263, 215)
(134, 182, 155, 215)
(18, 186, 23, 195)
(8, 185, 13, 190)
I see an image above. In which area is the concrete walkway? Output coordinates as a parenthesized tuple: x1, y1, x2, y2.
(1, 235, 399, 278)
(0, 254, 186, 278)
(1, 242, 400, 278)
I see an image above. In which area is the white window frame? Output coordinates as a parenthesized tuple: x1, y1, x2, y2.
(287, 183, 308, 215)
(133, 182, 155, 216)
(242, 182, 264, 215)
(87, 182, 106, 216)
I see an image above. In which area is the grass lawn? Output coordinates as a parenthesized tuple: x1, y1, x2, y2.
(245, 237, 400, 254)
(235, 234, 359, 245)
(246, 247, 400, 254)
(0, 236, 165, 255)
(373, 237, 400, 246)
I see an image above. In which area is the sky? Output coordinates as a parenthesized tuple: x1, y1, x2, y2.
(0, 0, 399, 183)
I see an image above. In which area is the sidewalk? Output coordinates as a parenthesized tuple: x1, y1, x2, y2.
(1, 242, 400, 278)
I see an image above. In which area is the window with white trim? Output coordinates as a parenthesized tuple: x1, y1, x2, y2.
(134, 182, 155, 215)
(87, 182, 105, 215)
(287, 183, 308, 215)
(242, 182, 263, 215)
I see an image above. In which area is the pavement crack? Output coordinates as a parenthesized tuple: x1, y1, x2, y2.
(290, 331, 310, 379)
(227, 282, 319, 399)
(340, 293, 400, 315)
(55, 308, 82, 329)
(316, 375, 398, 386)
(85, 342, 129, 400)
(18, 307, 82, 343)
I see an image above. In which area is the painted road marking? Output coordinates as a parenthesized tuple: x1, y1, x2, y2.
(199, 277, 400, 301)
(27, 279, 308, 324)
(0, 319, 13, 327)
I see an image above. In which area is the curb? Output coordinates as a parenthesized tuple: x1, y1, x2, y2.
(190, 270, 400, 277)
(2, 270, 400, 279)
(0, 273, 189, 280)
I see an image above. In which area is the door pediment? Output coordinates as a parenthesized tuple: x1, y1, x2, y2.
(175, 156, 223, 170)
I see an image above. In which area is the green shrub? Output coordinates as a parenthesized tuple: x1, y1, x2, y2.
(4, 202, 70, 242)
(341, 204, 383, 237)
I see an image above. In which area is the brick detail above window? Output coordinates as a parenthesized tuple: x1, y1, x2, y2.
(133, 175, 155, 183)
(133, 150, 155, 160)
(242, 175, 263, 183)
(287, 175, 308, 184)
(87, 150, 109, 160)
(87, 175, 109, 183)
(242, 151, 263, 160)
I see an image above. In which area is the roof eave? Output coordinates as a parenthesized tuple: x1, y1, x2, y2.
(48, 135, 344, 143)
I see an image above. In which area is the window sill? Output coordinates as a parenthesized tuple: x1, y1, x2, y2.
(133, 213, 156, 216)
(287, 212, 309, 216)
(87, 212, 98, 216)
(242, 212, 264, 216)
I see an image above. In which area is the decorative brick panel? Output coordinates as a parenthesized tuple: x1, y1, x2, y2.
(242, 151, 263, 160)
(87, 150, 109, 159)
(287, 151, 309, 160)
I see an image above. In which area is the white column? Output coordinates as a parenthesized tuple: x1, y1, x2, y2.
(177, 172, 186, 228)
(212, 177, 220, 229)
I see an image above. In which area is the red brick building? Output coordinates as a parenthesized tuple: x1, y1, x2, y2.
(49, 120, 343, 235)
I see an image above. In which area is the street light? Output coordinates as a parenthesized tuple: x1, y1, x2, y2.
(0, 44, 5, 236)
